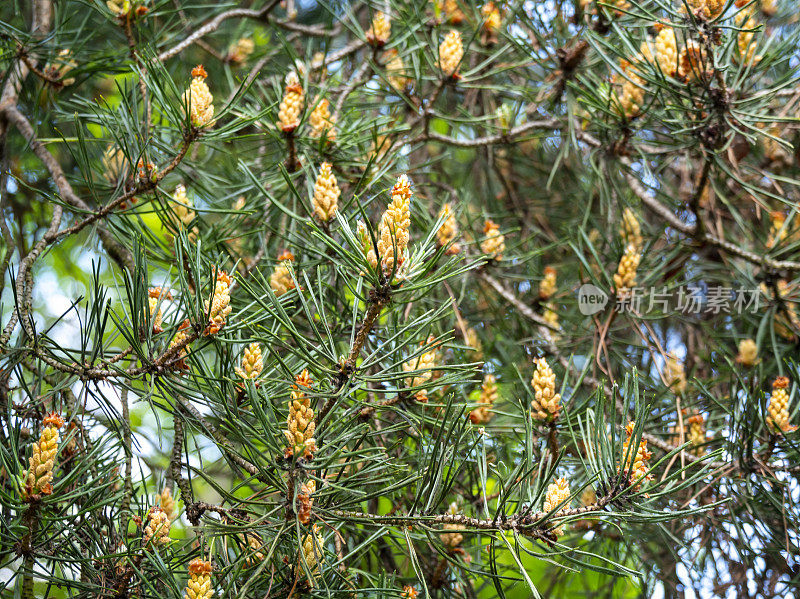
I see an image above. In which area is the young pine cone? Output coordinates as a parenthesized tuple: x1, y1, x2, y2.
(613, 243, 640, 295)
(654, 25, 678, 77)
(285, 370, 317, 457)
(297, 480, 316, 524)
(184, 559, 214, 599)
(539, 266, 557, 300)
(622, 421, 652, 489)
(143, 506, 171, 547)
(620, 207, 643, 252)
(480, 219, 505, 260)
(366, 175, 412, 277)
(169, 319, 192, 370)
(159, 486, 177, 520)
(182, 65, 214, 127)
(244, 532, 266, 567)
(687, 412, 707, 456)
(470, 373, 498, 424)
(436, 203, 460, 255)
(147, 287, 172, 333)
(543, 477, 571, 537)
(767, 377, 796, 433)
(612, 60, 645, 119)
(312, 162, 340, 222)
(235, 342, 263, 380)
(403, 338, 439, 403)
(278, 72, 304, 134)
(308, 97, 336, 142)
(20, 413, 64, 501)
(530, 358, 561, 422)
(300, 525, 324, 586)
(438, 30, 464, 78)
(205, 270, 232, 335)
(735, 338, 758, 367)
(270, 249, 296, 297)
(366, 11, 391, 47)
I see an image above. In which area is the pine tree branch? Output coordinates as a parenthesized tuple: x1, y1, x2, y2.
(156, 1, 281, 62)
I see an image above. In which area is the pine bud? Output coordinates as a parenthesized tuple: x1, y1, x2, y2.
(103, 145, 128, 183)
(235, 342, 263, 380)
(464, 327, 483, 359)
(620, 208, 643, 252)
(440, 502, 463, 548)
(312, 163, 340, 222)
(470, 373, 498, 424)
(169, 319, 192, 370)
(278, 72, 304, 134)
(480, 219, 505, 260)
(297, 480, 316, 524)
(270, 249, 296, 297)
(622, 421, 652, 489)
(285, 370, 317, 457)
(666, 354, 687, 395)
(205, 270, 232, 335)
(435, 0, 465, 25)
(356, 221, 371, 257)
(612, 60, 645, 119)
(184, 559, 214, 599)
(401, 585, 420, 599)
(436, 203, 460, 255)
(766, 211, 787, 248)
(531, 358, 561, 422)
(244, 532, 266, 567)
(182, 65, 214, 127)
(736, 6, 760, 65)
(227, 37, 254, 65)
(481, 3, 502, 37)
(403, 337, 439, 403)
(107, 0, 131, 16)
(21, 413, 64, 501)
(147, 287, 172, 334)
(143, 506, 171, 547)
(366, 175, 412, 277)
(678, 41, 709, 82)
(767, 377, 796, 433)
(761, 125, 788, 164)
(308, 98, 337, 142)
(686, 412, 707, 456)
(159, 486, 177, 521)
(735, 338, 758, 367)
(543, 477, 571, 537)
(300, 525, 324, 586)
(759, 0, 776, 17)
(654, 26, 678, 77)
(385, 50, 410, 91)
(171, 184, 199, 242)
(366, 11, 391, 47)
(438, 30, 464, 78)
(539, 266, 557, 300)
(686, 0, 725, 19)
(543, 303, 560, 332)
(613, 243, 640, 295)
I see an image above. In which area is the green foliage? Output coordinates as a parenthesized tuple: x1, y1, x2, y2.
(1, 0, 799, 597)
